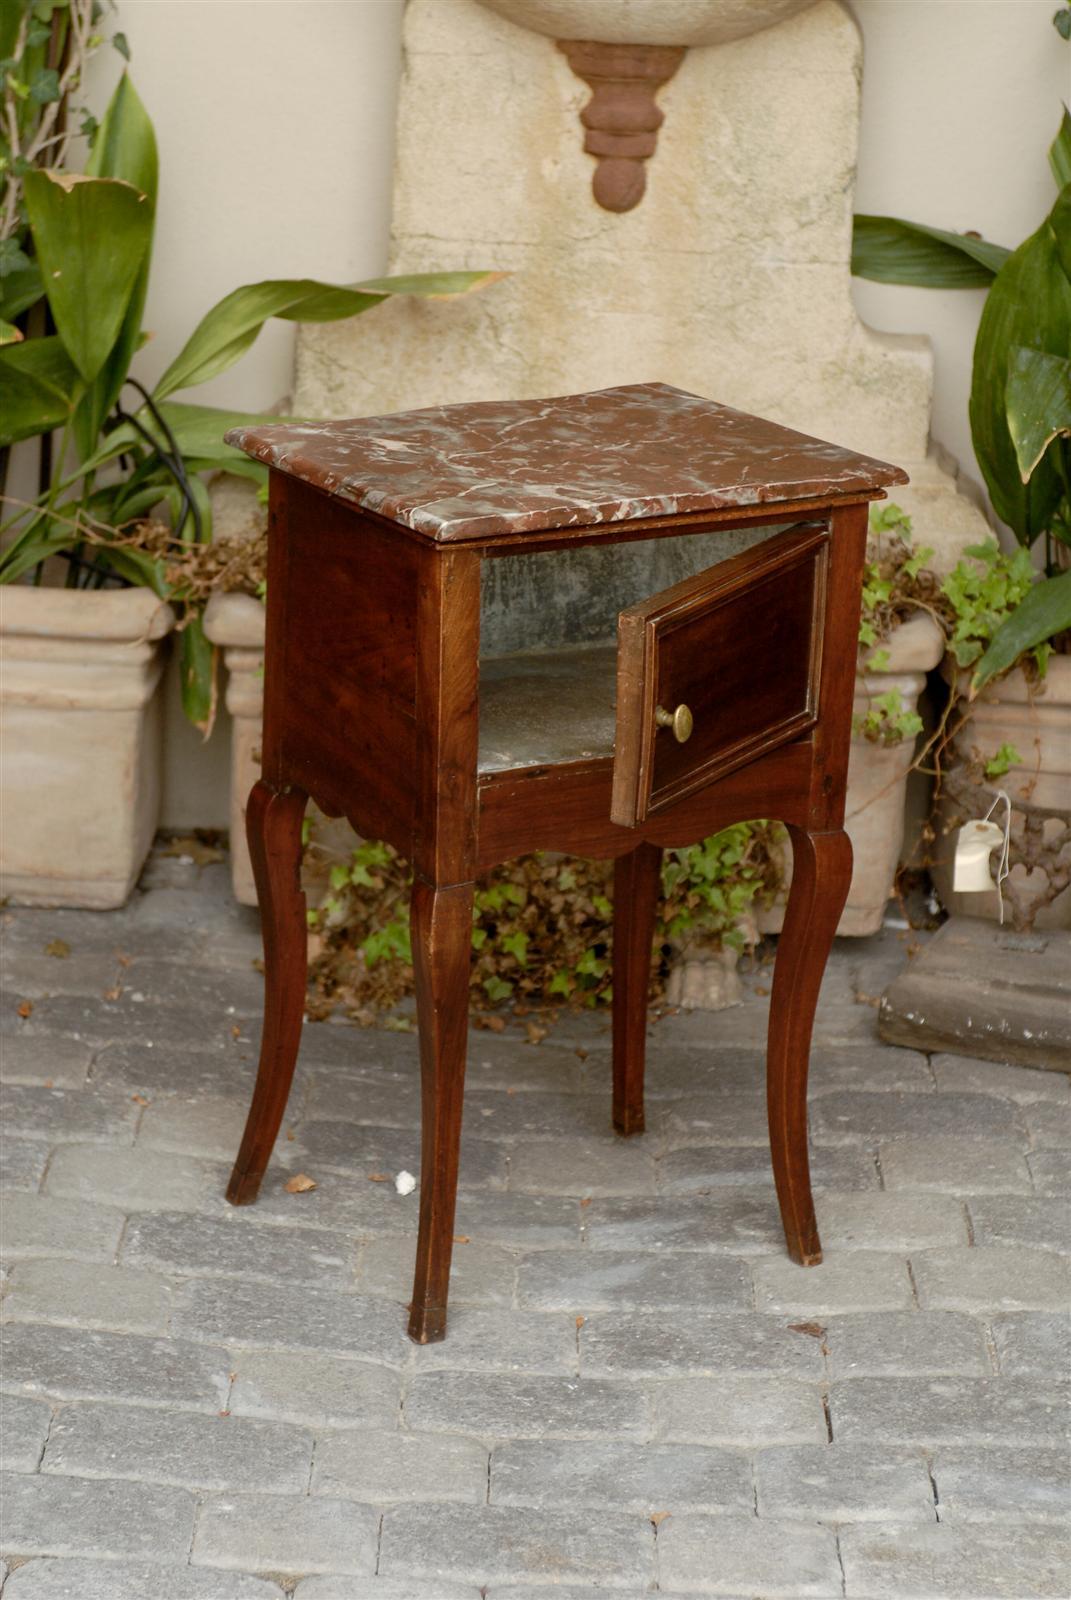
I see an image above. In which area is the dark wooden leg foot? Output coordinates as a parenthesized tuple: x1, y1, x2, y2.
(226, 780, 308, 1207)
(612, 842, 663, 1137)
(767, 824, 852, 1266)
(408, 877, 473, 1344)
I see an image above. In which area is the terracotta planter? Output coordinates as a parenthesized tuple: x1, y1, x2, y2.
(759, 612, 945, 937)
(0, 586, 175, 908)
(203, 591, 265, 905)
(931, 656, 1071, 930)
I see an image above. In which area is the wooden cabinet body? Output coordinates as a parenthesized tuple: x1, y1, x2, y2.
(222, 383, 906, 1342)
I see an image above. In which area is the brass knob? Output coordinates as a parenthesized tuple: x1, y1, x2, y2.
(655, 702, 694, 743)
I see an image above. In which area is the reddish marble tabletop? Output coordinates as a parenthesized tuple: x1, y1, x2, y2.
(225, 382, 907, 543)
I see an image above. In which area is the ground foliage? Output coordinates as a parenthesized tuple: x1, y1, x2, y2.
(304, 822, 785, 1022)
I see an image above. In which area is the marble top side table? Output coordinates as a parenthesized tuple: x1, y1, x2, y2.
(222, 382, 906, 1343)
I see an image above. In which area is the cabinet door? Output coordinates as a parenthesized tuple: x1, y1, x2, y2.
(611, 523, 829, 826)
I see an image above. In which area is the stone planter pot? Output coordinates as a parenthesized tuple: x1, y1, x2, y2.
(931, 656, 1071, 930)
(759, 612, 945, 938)
(0, 586, 175, 908)
(203, 591, 265, 905)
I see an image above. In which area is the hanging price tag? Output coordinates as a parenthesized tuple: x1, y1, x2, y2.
(952, 820, 1005, 891)
(952, 790, 1012, 923)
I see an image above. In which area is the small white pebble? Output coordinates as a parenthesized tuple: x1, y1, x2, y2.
(395, 1170, 417, 1196)
(130, 992, 145, 1003)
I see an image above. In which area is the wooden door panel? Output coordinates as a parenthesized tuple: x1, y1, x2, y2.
(611, 523, 829, 825)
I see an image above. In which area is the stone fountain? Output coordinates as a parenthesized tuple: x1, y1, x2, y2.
(293, 0, 988, 576)
(210, 0, 989, 910)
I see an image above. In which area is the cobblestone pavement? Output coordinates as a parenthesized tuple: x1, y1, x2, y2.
(1, 849, 1069, 1599)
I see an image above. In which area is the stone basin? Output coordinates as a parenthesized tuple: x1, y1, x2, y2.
(476, 0, 821, 46)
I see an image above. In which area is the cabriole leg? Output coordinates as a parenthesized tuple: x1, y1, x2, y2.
(408, 877, 474, 1343)
(226, 780, 308, 1207)
(612, 842, 663, 1136)
(767, 824, 852, 1265)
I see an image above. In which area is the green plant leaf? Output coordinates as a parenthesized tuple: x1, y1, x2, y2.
(851, 214, 1010, 287)
(178, 615, 218, 734)
(79, 401, 283, 477)
(0, 258, 43, 322)
(0, 334, 81, 446)
(153, 270, 502, 401)
(0, 318, 22, 346)
(86, 72, 158, 198)
(969, 188, 1071, 542)
(79, 73, 159, 452)
(22, 169, 153, 384)
(972, 569, 1071, 689)
(1050, 106, 1071, 189)
(0, 510, 77, 583)
(1006, 345, 1071, 481)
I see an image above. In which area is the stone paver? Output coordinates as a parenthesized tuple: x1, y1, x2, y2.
(1, 851, 1067, 1599)
(814, 1190, 967, 1250)
(0, 1395, 52, 1472)
(1031, 1149, 1071, 1195)
(880, 1135, 1033, 1193)
(89, 1040, 257, 1098)
(656, 1513, 842, 1596)
(1, 1325, 230, 1411)
(812, 1089, 1026, 1147)
(0, 1082, 139, 1146)
(755, 1441, 935, 1521)
(839, 1521, 1071, 1598)
(43, 1402, 314, 1493)
(2, 1259, 173, 1335)
(295, 1582, 477, 1600)
(582, 1190, 784, 1253)
(490, 1437, 751, 1513)
(171, 1276, 406, 1365)
(358, 1235, 516, 1306)
(991, 1311, 1071, 1376)
(0, 1194, 125, 1263)
(0, 1470, 196, 1560)
(119, 1209, 354, 1288)
(830, 1376, 1069, 1446)
(912, 1245, 1071, 1313)
(931, 1052, 1070, 1104)
(751, 1250, 914, 1315)
(932, 1445, 1070, 1524)
(652, 1374, 827, 1446)
(406, 1307, 578, 1373)
(1025, 1099, 1071, 1148)
(312, 1428, 487, 1503)
(968, 1194, 1071, 1254)
(507, 1135, 658, 1195)
(378, 1503, 654, 1587)
(192, 1492, 378, 1575)
(135, 1094, 255, 1162)
(404, 1372, 649, 1440)
(0, 1034, 93, 1089)
(516, 1247, 751, 1311)
(227, 1349, 399, 1430)
(823, 1310, 989, 1378)
(581, 1310, 825, 1377)
(3, 1561, 285, 1598)
(0, 1139, 49, 1190)
(45, 1143, 223, 1212)
(659, 1142, 879, 1193)
(294, 1582, 475, 1600)
(294, 1118, 509, 1190)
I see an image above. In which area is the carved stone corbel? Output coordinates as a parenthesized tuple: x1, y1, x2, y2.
(557, 39, 686, 213)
